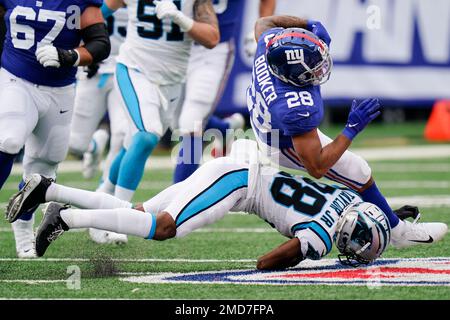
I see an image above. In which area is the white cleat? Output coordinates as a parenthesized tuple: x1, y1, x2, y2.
(12, 217, 37, 259)
(211, 113, 246, 158)
(89, 228, 128, 245)
(390, 219, 448, 249)
(82, 129, 109, 179)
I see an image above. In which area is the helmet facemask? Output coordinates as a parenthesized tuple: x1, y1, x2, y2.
(334, 202, 391, 267)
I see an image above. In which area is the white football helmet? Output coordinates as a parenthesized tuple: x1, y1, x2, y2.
(335, 202, 391, 266)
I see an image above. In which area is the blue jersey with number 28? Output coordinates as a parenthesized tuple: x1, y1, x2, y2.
(0, 0, 102, 87)
(247, 28, 324, 149)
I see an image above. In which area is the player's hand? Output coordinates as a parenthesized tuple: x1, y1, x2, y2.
(36, 45, 79, 68)
(244, 30, 257, 58)
(84, 63, 100, 79)
(154, 0, 193, 32)
(342, 98, 381, 140)
(307, 20, 331, 47)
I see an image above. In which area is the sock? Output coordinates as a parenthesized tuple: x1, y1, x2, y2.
(115, 132, 159, 198)
(360, 182, 399, 228)
(60, 208, 157, 239)
(114, 185, 135, 202)
(0, 151, 16, 190)
(46, 182, 131, 209)
(173, 135, 202, 183)
(87, 129, 109, 154)
(96, 178, 115, 195)
(108, 147, 126, 185)
(205, 116, 230, 137)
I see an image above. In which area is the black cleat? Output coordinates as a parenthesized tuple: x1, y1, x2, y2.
(394, 205, 421, 222)
(35, 202, 70, 257)
(6, 174, 53, 223)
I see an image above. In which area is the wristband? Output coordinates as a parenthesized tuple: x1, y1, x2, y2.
(101, 3, 116, 18)
(341, 127, 356, 141)
(173, 11, 194, 32)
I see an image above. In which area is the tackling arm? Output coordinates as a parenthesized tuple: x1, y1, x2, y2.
(254, 15, 308, 41)
(256, 238, 303, 270)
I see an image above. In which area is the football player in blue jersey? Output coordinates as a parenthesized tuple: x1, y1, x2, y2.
(0, 0, 111, 257)
(247, 15, 448, 249)
(173, 0, 276, 183)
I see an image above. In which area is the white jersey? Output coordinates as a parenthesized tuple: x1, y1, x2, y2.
(238, 163, 362, 259)
(99, 7, 129, 75)
(117, 0, 195, 85)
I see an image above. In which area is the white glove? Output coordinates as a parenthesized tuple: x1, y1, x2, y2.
(244, 31, 257, 58)
(154, 0, 194, 32)
(35, 45, 61, 68)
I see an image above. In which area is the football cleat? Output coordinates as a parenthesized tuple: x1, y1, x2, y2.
(82, 129, 109, 179)
(6, 174, 52, 223)
(394, 205, 421, 223)
(89, 228, 128, 245)
(211, 113, 246, 158)
(390, 219, 448, 249)
(12, 217, 37, 259)
(35, 202, 70, 257)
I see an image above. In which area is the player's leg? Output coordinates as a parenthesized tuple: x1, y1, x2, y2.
(113, 63, 177, 201)
(68, 75, 109, 157)
(0, 70, 38, 190)
(34, 157, 249, 256)
(174, 42, 235, 183)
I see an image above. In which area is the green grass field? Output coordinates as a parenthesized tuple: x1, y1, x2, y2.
(0, 123, 449, 300)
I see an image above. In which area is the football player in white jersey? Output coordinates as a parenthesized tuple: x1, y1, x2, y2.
(69, 8, 129, 181)
(98, 0, 220, 209)
(173, 0, 276, 183)
(7, 140, 399, 268)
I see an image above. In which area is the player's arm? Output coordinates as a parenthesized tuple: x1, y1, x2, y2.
(291, 99, 381, 181)
(155, 0, 219, 49)
(35, 6, 111, 68)
(257, 238, 303, 270)
(259, 0, 276, 17)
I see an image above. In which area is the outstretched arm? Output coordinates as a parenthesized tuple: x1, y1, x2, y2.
(254, 15, 308, 41)
(256, 238, 303, 270)
(259, 0, 276, 18)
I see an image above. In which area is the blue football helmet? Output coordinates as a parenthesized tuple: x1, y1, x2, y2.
(266, 28, 333, 87)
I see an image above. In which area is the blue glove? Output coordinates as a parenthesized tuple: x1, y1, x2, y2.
(342, 98, 381, 140)
(307, 20, 331, 47)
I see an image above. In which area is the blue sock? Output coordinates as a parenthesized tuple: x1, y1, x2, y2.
(109, 147, 126, 185)
(17, 180, 34, 221)
(205, 116, 230, 137)
(117, 132, 159, 191)
(0, 151, 16, 190)
(173, 135, 202, 183)
(360, 182, 399, 228)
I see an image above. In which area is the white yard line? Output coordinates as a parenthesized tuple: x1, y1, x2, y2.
(0, 258, 255, 263)
(371, 163, 450, 172)
(10, 145, 450, 174)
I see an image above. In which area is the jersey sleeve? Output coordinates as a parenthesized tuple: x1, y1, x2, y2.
(294, 229, 328, 260)
(77, 0, 103, 12)
(271, 87, 324, 136)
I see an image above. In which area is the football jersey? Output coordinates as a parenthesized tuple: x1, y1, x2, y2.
(213, 0, 240, 43)
(245, 164, 362, 259)
(247, 28, 324, 149)
(0, 0, 102, 87)
(99, 7, 128, 74)
(117, 0, 195, 85)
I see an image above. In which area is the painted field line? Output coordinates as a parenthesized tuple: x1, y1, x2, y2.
(2, 180, 171, 191)
(0, 258, 255, 263)
(379, 181, 450, 189)
(371, 163, 450, 172)
(0, 279, 65, 284)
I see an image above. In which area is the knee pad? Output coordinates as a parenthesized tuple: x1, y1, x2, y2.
(131, 131, 159, 154)
(0, 136, 24, 155)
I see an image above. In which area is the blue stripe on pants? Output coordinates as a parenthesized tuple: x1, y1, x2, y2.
(175, 169, 248, 227)
(115, 63, 145, 131)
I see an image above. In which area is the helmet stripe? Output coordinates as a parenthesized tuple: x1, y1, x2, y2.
(266, 32, 325, 50)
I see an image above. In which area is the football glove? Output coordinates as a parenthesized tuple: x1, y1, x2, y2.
(84, 63, 100, 79)
(307, 20, 331, 47)
(35, 45, 80, 68)
(342, 98, 381, 140)
(154, 0, 194, 32)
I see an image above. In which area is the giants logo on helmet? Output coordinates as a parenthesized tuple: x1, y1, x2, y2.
(285, 49, 304, 65)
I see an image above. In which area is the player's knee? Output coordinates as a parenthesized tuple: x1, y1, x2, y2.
(132, 131, 159, 154)
(0, 136, 24, 155)
(154, 213, 176, 240)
